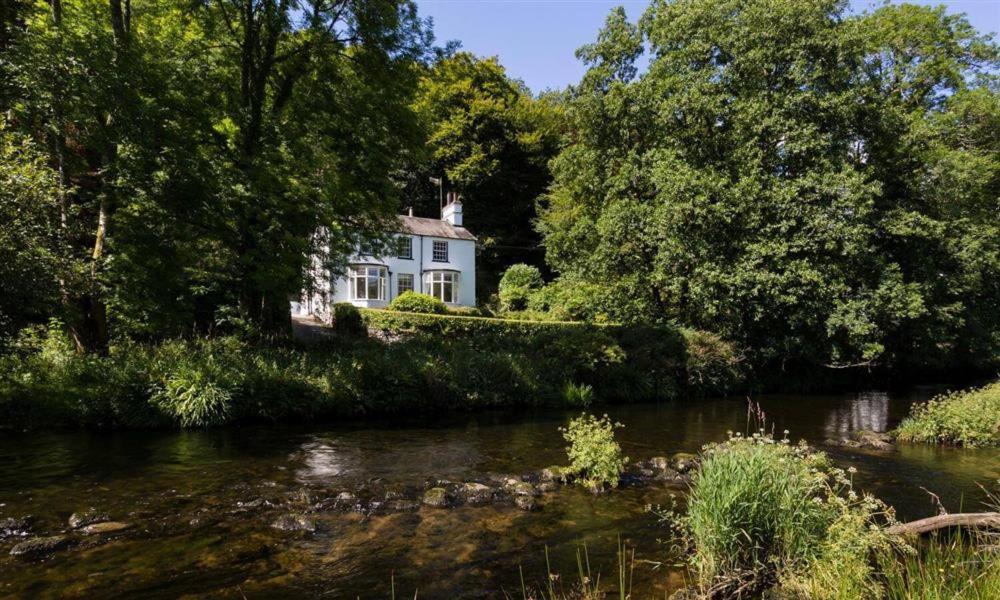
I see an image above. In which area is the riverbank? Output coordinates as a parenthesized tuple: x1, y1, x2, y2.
(895, 381, 1000, 446)
(0, 316, 741, 429)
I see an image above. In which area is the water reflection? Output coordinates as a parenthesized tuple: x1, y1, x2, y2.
(823, 391, 890, 438)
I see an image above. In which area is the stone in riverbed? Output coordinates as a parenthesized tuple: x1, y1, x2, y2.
(853, 430, 894, 451)
(0, 516, 34, 539)
(648, 456, 670, 471)
(671, 453, 697, 474)
(81, 522, 132, 535)
(422, 487, 451, 508)
(270, 514, 316, 533)
(460, 483, 494, 505)
(68, 509, 110, 529)
(509, 482, 537, 497)
(538, 466, 569, 483)
(9, 535, 71, 558)
(513, 495, 537, 511)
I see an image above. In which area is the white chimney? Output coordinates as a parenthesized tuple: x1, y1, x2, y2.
(442, 193, 462, 226)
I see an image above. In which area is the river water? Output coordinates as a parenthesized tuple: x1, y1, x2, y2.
(1, 389, 999, 598)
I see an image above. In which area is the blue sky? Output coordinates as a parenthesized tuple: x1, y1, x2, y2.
(415, 0, 1000, 93)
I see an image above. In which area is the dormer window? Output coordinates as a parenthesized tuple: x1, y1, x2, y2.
(432, 240, 448, 262)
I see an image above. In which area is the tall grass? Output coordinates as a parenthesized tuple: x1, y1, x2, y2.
(895, 382, 1000, 446)
(514, 540, 634, 600)
(881, 532, 1000, 600)
(679, 430, 897, 598)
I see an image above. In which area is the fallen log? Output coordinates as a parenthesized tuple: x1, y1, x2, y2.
(887, 512, 1000, 536)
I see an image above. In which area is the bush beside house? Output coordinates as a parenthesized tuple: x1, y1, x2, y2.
(388, 291, 448, 314)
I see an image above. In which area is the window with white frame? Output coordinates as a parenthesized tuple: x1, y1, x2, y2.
(432, 240, 448, 262)
(396, 236, 412, 259)
(348, 266, 386, 301)
(424, 271, 458, 304)
(397, 273, 414, 296)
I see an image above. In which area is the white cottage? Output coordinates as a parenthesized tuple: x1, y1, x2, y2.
(293, 195, 476, 322)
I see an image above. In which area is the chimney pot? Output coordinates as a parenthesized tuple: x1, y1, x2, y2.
(408, 206, 413, 217)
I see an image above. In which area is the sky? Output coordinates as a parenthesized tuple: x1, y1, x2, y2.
(415, 0, 1000, 93)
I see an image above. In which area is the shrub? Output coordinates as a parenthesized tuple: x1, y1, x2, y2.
(528, 278, 607, 322)
(388, 291, 447, 314)
(561, 413, 628, 492)
(332, 302, 366, 335)
(683, 432, 895, 597)
(563, 382, 594, 408)
(682, 329, 743, 394)
(894, 381, 1000, 446)
(498, 263, 543, 311)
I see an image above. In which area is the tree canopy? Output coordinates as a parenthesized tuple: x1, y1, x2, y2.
(538, 0, 1000, 372)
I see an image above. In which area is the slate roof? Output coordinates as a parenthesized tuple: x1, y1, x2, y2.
(394, 215, 477, 241)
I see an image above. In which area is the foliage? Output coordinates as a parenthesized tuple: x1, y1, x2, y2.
(538, 0, 1000, 374)
(0, 316, 730, 429)
(498, 263, 543, 311)
(560, 413, 628, 492)
(895, 382, 1000, 446)
(388, 291, 448, 314)
(407, 52, 563, 298)
(682, 431, 896, 596)
(1, 0, 432, 347)
(527, 278, 608, 323)
(879, 532, 1000, 600)
(0, 128, 70, 348)
(332, 303, 366, 336)
(562, 382, 593, 408)
(681, 329, 743, 394)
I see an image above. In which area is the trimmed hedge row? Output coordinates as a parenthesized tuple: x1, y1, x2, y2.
(361, 308, 608, 337)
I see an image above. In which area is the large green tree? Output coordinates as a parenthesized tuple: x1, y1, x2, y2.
(539, 0, 1000, 373)
(408, 52, 563, 299)
(2, 0, 430, 346)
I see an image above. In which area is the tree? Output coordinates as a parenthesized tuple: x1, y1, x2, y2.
(539, 0, 1000, 373)
(0, 127, 68, 346)
(3, 0, 431, 344)
(409, 52, 563, 299)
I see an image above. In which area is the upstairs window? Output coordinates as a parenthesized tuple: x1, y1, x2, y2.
(396, 236, 412, 259)
(432, 240, 449, 262)
(348, 266, 386, 301)
(425, 271, 458, 304)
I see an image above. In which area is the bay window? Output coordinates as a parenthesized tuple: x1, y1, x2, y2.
(348, 266, 386, 301)
(424, 271, 459, 304)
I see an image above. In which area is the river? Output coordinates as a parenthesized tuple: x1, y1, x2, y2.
(1, 389, 998, 598)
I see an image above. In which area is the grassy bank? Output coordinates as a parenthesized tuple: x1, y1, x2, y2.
(895, 382, 1000, 446)
(0, 316, 740, 429)
(668, 429, 1000, 599)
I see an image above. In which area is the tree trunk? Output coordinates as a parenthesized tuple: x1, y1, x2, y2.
(887, 512, 1000, 536)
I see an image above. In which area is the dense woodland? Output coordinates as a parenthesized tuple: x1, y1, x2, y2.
(2, 0, 999, 381)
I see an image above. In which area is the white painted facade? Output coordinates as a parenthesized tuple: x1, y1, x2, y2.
(293, 200, 476, 322)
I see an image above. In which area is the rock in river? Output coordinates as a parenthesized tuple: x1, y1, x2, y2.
(460, 483, 494, 505)
(422, 487, 451, 508)
(513, 495, 537, 511)
(671, 453, 698, 474)
(270, 514, 316, 533)
(68, 509, 110, 529)
(0, 516, 34, 539)
(9, 535, 71, 558)
(81, 522, 132, 535)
